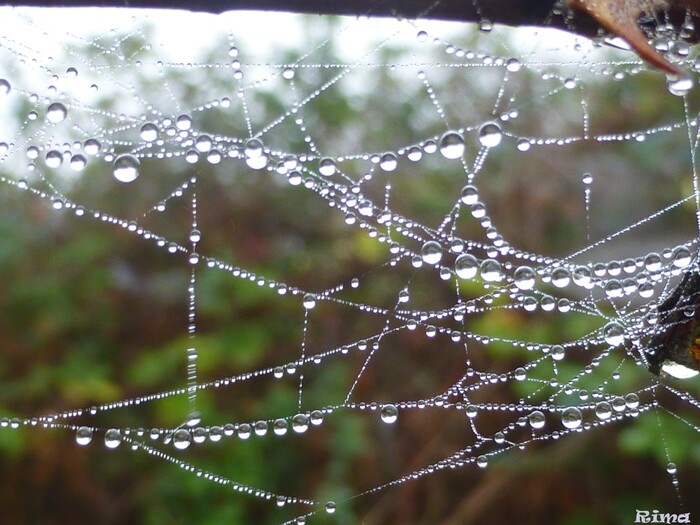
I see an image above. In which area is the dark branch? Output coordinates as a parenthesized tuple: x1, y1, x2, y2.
(5, 0, 700, 73)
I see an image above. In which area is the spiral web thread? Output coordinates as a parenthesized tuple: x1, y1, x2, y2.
(1, 5, 700, 523)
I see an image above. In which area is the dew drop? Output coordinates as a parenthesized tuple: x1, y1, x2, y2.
(439, 131, 465, 159)
(303, 294, 317, 309)
(667, 462, 677, 474)
(528, 410, 545, 429)
(478, 122, 502, 148)
(595, 401, 612, 420)
(237, 423, 252, 440)
(46, 102, 67, 123)
(45, 150, 63, 168)
(292, 413, 309, 433)
(459, 184, 478, 205)
(603, 321, 625, 346)
(176, 114, 192, 130)
(195, 135, 212, 152)
(84, 138, 101, 155)
(644, 253, 662, 272)
(104, 428, 122, 449)
(455, 253, 478, 279)
(189, 229, 201, 243)
(516, 138, 530, 151)
(624, 393, 639, 409)
(70, 154, 86, 171)
(667, 72, 693, 96)
(140, 122, 159, 142)
(113, 154, 140, 183)
(379, 152, 398, 171)
(0, 78, 10, 94)
(318, 157, 336, 176)
(513, 266, 535, 290)
(572, 266, 592, 287)
(254, 421, 268, 436)
(421, 241, 443, 265)
(209, 426, 223, 442)
(561, 407, 582, 429)
(273, 418, 288, 436)
(282, 66, 295, 80)
(173, 429, 192, 450)
(75, 426, 93, 446)
(671, 246, 691, 268)
(480, 259, 503, 282)
(551, 345, 565, 361)
(551, 267, 570, 288)
(406, 145, 422, 161)
(506, 58, 522, 72)
(476, 455, 488, 468)
(380, 404, 398, 424)
(310, 410, 324, 426)
(325, 501, 336, 514)
(660, 362, 700, 379)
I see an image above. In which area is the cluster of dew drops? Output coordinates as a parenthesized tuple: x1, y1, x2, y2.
(0, 15, 698, 519)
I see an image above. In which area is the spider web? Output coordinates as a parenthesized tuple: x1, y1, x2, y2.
(1, 5, 700, 524)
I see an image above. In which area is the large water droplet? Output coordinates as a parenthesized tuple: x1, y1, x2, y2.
(572, 266, 592, 287)
(273, 418, 288, 436)
(660, 362, 700, 379)
(455, 253, 478, 279)
(439, 131, 465, 159)
(104, 428, 122, 449)
(667, 72, 693, 96)
(672, 246, 692, 268)
(303, 294, 317, 309)
(561, 407, 582, 429)
(528, 410, 545, 429)
(70, 154, 86, 171)
(380, 404, 398, 424)
(513, 266, 535, 290)
(459, 184, 478, 205)
(176, 114, 192, 130)
(0, 78, 10, 94)
(506, 58, 522, 72)
(480, 259, 503, 282)
(173, 428, 192, 450)
(595, 401, 612, 420)
(282, 66, 295, 80)
(84, 138, 101, 155)
(292, 413, 309, 433)
(603, 321, 625, 346)
(254, 421, 268, 436)
(379, 152, 397, 171)
(421, 241, 443, 265)
(140, 122, 159, 142)
(237, 423, 252, 439)
(551, 268, 570, 288)
(318, 157, 336, 176)
(478, 122, 502, 148)
(113, 154, 140, 183)
(45, 150, 63, 168)
(551, 345, 565, 361)
(46, 102, 67, 123)
(75, 426, 93, 446)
